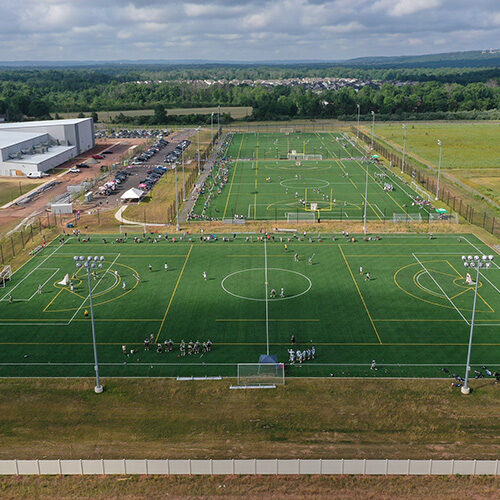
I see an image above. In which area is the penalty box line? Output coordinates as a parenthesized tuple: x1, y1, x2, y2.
(412, 253, 469, 326)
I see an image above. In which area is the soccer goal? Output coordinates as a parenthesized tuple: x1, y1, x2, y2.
(392, 213, 423, 223)
(0, 265, 12, 287)
(287, 152, 322, 161)
(280, 127, 294, 134)
(286, 212, 317, 223)
(120, 224, 146, 234)
(234, 363, 285, 388)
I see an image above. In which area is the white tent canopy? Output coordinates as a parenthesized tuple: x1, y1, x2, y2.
(121, 187, 144, 202)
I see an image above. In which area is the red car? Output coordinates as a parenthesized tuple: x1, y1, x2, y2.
(92, 154, 104, 160)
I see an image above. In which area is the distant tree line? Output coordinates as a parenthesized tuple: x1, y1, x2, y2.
(0, 66, 497, 122)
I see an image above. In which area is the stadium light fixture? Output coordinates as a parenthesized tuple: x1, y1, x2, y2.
(459, 254, 494, 394)
(363, 157, 369, 235)
(74, 255, 104, 394)
(175, 164, 180, 232)
(436, 139, 442, 200)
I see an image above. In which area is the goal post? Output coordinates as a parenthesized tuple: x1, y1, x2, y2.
(287, 153, 322, 161)
(120, 224, 146, 234)
(392, 213, 423, 223)
(280, 127, 294, 134)
(236, 363, 285, 387)
(0, 265, 12, 287)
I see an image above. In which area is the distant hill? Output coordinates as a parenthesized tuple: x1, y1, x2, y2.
(342, 50, 500, 68)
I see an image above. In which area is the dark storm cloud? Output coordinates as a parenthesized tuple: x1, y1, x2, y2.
(0, 0, 498, 61)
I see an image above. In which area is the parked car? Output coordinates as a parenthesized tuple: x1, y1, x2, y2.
(69, 168, 81, 173)
(76, 163, 90, 168)
(92, 154, 104, 160)
(27, 171, 48, 178)
(102, 150, 113, 155)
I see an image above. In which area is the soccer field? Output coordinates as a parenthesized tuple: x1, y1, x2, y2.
(193, 132, 439, 222)
(0, 232, 498, 378)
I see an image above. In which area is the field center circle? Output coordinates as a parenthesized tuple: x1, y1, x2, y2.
(221, 268, 312, 301)
(280, 178, 330, 189)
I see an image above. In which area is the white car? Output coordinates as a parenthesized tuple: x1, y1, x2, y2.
(69, 168, 81, 173)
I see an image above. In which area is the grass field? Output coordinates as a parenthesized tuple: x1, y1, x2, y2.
(58, 106, 253, 121)
(0, 231, 498, 378)
(193, 132, 440, 221)
(0, 177, 45, 207)
(370, 121, 500, 170)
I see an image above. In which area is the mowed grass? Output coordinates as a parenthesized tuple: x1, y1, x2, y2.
(0, 177, 45, 206)
(0, 232, 498, 379)
(369, 121, 500, 170)
(0, 378, 499, 460)
(58, 106, 253, 121)
(2, 474, 498, 499)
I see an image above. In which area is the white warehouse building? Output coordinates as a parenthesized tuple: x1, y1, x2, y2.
(0, 118, 94, 177)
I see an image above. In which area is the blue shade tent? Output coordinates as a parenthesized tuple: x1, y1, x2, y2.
(259, 354, 278, 364)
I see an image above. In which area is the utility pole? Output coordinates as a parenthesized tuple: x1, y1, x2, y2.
(401, 123, 406, 174)
(356, 104, 360, 140)
(436, 139, 442, 200)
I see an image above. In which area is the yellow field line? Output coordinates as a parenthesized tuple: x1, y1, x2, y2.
(374, 318, 499, 322)
(222, 133, 244, 219)
(155, 244, 193, 343)
(42, 288, 64, 312)
(339, 244, 382, 344)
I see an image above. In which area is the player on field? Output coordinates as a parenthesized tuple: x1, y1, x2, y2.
(371, 359, 377, 370)
(122, 345, 127, 355)
(203, 271, 207, 280)
(122, 281, 126, 289)
(365, 273, 370, 281)
(38, 284, 42, 294)
(164, 263, 168, 272)
(180, 340, 186, 356)
(270, 288, 276, 298)
(280, 288, 285, 298)
(148, 264, 152, 272)
(311, 346, 315, 359)
(294, 253, 299, 262)
(144, 338, 150, 350)
(359, 266, 363, 275)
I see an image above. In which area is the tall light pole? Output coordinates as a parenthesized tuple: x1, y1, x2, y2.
(370, 110, 375, 150)
(197, 127, 201, 175)
(460, 254, 494, 394)
(356, 104, 360, 140)
(363, 158, 369, 235)
(217, 104, 220, 132)
(210, 112, 214, 139)
(182, 148, 186, 202)
(175, 165, 180, 232)
(74, 255, 105, 394)
(401, 123, 407, 174)
(436, 139, 442, 200)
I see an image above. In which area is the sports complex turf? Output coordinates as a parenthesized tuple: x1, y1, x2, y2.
(193, 132, 439, 221)
(0, 231, 498, 378)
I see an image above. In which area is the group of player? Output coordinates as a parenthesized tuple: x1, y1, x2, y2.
(141, 335, 175, 353)
(288, 346, 315, 364)
(179, 339, 212, 356)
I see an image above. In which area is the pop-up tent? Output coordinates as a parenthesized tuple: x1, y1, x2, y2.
(120, 187, 144, 203)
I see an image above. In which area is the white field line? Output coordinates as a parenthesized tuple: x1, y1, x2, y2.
(66, 253, 121, 325)
(264, 238, 270, 356)
(373, 204, 384, 217)
(412, 253, 469, 325)
(0, 238, 70, 302)
(0, 268, 59, 302)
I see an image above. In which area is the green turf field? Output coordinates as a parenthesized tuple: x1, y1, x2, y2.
(192, 132, 441, 222)
(0, 232, 498, 378)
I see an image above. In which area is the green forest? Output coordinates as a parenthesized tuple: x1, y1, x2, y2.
(0, 63, 498, 123)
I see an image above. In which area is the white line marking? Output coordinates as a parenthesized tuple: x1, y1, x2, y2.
(67, 253, 121, 325)
(0, 239, 70, 302)
(412, 253, 470, 325)
(264, 239, 270, 356)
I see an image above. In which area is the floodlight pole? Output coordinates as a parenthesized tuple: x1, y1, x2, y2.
(363, 158, 369, 235)
(401, 124, 406, 174)
(86, 266, 103, 393)
(370, 110, 375, 150)
(217, 104, 220, 132)
(436, 139, 442, 200)
(175, 165, 180, 232)
(75, 256, 104, 394)
(182, 149, 186, 201)
(197, 127, 201, 174)
(356, 104, 360, 139)
(211, 112, 214, 139)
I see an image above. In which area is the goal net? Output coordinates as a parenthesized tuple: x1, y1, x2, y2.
(287, 153, 322, 161)
(286, 212, 317, 223)
(280, 127, 294, 134)
(120, 224, 146, 234)
(236, 363, 285, 387)
(0, 265, 12, 287)
(392, 213, 423, 223)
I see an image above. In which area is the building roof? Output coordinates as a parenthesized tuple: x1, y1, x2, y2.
(5, 145, 76, 165)
(0, 130, 47, 149)
(0, 118, 91, 130)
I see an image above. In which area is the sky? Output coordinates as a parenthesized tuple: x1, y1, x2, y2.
(0, 0, 499, 62)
